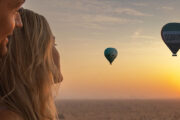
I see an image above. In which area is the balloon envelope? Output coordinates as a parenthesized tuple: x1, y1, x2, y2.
(161, 23, 180, 56)
(104, 48, 118, 64)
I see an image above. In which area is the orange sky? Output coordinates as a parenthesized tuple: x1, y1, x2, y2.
(24, 0, 180, 99)
(58, 41, 180, 99)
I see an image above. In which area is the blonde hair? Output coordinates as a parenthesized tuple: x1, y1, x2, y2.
(0, 9, 60, 120)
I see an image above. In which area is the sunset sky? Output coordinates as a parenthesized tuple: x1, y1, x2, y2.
(24, 0, 180, 99)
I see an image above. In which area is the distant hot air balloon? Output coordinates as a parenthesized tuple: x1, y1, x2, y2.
(161, 23, 180, 56)
(104, 47, 118, 65)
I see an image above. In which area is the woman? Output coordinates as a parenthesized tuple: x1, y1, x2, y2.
(0, 8, 63, 120)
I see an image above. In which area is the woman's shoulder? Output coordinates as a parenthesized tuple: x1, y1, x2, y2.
(0, 109, 24, 120)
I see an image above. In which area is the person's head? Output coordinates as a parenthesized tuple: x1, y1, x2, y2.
(0, 0, 25, 56)
(0, 8, 62, 120)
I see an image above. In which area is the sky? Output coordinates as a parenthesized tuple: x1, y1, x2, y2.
(24, 0, 180, 99)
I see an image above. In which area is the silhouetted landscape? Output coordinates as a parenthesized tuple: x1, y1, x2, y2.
(56, 99, 180, 120)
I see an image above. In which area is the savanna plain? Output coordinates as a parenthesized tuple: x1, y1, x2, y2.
(56, 99, 180, 120)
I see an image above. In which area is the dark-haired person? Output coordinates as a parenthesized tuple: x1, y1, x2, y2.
(0, 0, 25, 56)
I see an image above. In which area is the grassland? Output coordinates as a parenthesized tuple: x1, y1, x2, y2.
(56, 99, 180, 120)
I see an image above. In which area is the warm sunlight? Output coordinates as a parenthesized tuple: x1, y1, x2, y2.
(7, 0, 180, 120)
(24, 0, 180, 100)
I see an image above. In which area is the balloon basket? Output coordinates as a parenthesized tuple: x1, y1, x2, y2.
(172, 54, 177, 57)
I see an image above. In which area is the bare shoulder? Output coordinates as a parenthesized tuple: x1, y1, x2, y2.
(0, 109, 24, 120)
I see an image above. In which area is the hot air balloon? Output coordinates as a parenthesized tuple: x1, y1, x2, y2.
(161, 23, 180, 56)
(104, 47, 118, 65)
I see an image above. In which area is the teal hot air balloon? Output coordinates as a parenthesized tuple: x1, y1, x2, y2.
(104, 47, 118, 65)
(161, 23, 180, 56)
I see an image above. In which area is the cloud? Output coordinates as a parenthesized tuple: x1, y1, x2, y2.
(131, 30, 158, 41)
(56, 14, 143, 30)
(115, 8, 152, 17)
(24, 0, 146, 31)
(132, 2, 147, 7)
(160, 6, 174, 11)
(82, 15, 143, 24)
(47, 0, 152, 17)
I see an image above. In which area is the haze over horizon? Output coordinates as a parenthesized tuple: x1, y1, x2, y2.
(24, 0, 180, 99)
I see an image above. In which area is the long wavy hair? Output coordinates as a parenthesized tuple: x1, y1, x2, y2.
(0, 8, 60, 120)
